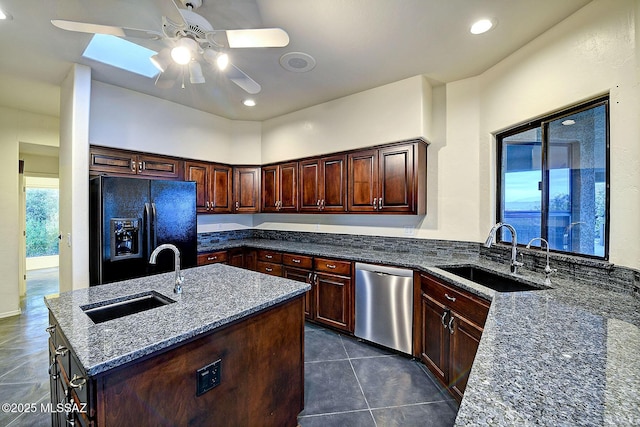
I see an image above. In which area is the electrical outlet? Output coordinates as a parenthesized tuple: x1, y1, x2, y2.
(196, 359, 221, 396)
(403, 226, 415, 236)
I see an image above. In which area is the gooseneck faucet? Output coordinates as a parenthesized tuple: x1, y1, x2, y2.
(149, 243, 184, 294)
(484, 223, 523, 274)
(526, 237, 557, 286)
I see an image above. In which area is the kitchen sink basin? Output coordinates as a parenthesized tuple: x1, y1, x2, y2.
(82, 291, 176, 324)
(438, 265, 549, 292)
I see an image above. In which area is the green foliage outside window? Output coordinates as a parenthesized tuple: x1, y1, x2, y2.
(26, 188, 59, 257)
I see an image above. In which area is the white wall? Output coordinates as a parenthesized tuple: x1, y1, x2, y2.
(471, 0, 639, 267)
(0, 107, 59, 318)
(59, 64, 91, 292)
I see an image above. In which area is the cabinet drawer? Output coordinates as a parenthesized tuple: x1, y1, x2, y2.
(314, 258, 351, 275)
(197, 251, 228, 266)
(257, 250, 283, 263)
(282, 253, 313, 269)
(421, 273, 490, 327)
(256, 261, 283, 276)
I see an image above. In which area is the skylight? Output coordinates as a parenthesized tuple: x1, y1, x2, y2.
(82, 34, 159, 78)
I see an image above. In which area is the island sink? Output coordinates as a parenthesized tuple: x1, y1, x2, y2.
(82, 291, 175, 324)
(438, 265, 549, 292)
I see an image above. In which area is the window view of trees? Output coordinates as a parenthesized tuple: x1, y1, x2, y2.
(26, 188, 59, 257)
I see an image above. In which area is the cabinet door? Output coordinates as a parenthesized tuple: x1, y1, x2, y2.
(209, 164, 233, 213)
(261, 165, 279, 212)
(90, 146, 137, 176)
(314, 272, 352, 332)
(227, 249, 245, 268)
(244, 249, 257, 271)
(233, 167, 261, 213)
(284, 266, 313, 319)
(348, 149, 378, 212)
(378, 144, 414, 213)
(449, 311, 483, 401)
(420, 293, 448, 386)
(138, 153, 184, 180)
(320, 155, 347, 212)
(185, 161, 210, 213)
(299, 159, 321, 212)
(279, 162, 299, 212)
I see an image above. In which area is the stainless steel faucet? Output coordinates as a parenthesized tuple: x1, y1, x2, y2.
(149, 243, 184, 294)
(484, 223, 524, 274)
(526, 237, 557, 286)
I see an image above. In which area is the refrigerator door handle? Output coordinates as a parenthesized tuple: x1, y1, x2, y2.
(151, 202, 158, 250)
(144, 203, 152, 259)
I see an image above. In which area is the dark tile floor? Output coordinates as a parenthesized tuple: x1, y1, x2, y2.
(0, 269, 459, 426)
(299, 323, 459, 426)
(0, 268, 58, 427)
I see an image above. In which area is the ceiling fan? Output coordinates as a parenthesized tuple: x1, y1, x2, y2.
(51, 0, 290, 94)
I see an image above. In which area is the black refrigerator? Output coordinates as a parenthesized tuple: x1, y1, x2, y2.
(89, 176, 197, 285)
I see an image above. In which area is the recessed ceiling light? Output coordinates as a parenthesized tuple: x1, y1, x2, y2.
(243, 99, 256, 107)
(562, 119, 576, 126)
(470, 19, 494, 35)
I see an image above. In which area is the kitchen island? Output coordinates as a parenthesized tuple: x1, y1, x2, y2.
(45, 263, 310, 426)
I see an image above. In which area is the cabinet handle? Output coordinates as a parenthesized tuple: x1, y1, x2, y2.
(378, 198, 382, 209)
(307, 272, 313, 283)
(441, 311, 448, 328)
(235, 201, 239, 210)
(55, 345, 69, 357)
(131, 159, 136, 172)
(317, 200, 321, 210)
(326, 264, 336, 269)
(445, 293, 457, 302)
(69, 374, 87, 390)
(265, 267, 273, 272)
(205, 201, 210, 211)
(46, 325, 56, 335)
(207, 256, 217, 261)
(265, 254, 273, 259)
(292, 258, 301, 263)
(321, 199, 325, 210)
(448, 317, 455, 335)
(313, 273, 318, 285)
(373, 197, 378, 210)
(138, 161, 144, 171)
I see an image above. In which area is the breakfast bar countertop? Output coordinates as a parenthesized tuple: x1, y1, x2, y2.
(199, 238, 640, 426)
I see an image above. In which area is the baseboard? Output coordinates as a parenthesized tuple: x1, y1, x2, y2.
(0, 309, 22, 319)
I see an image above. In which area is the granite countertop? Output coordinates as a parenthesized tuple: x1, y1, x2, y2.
(200, 238, 640, 426)
(44, 263, 310, 377)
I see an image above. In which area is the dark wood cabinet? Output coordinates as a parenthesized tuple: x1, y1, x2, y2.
(185, 161, 233, 214)
(282, 253, 314, 319)
(261, 162, 298, 212)
(299, 155, 347, 213)
(312, 258, 353, 332)
(348, 141, 426, 214)
(90, 146, 183, 180)
(419, 272, 490, 402)
(233, 166, 261, 213)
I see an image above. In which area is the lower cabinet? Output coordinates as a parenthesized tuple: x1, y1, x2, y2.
(197, 250, 228, 266)
(419, 272, 490, 402)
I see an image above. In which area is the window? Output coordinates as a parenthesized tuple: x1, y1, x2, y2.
(497, 97, 609, 259)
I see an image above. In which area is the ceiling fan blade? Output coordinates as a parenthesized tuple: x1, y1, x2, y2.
(51, 20, 161, 40)
(225, 28, 290, 48)
(226, 64, 261, 94)
(158, 0, 188, 28)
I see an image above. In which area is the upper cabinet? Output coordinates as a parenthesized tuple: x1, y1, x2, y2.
(299, 155, 347, 213)
(90, 146, 184, 180)
(262, 162, 298, 212)
(185, 161, 233, 213)
(348, 141, 426, 214)
(233, 166, 261, 213)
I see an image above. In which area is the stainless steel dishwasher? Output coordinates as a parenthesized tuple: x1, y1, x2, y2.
(354, 262, 414, 354)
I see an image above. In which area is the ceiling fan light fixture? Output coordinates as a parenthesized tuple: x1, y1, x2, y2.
(243, 99, 256, 107)
(189, 61, 205, 84)
(0, 8, 13, 20)
(150, 49, 171, 72)
(216, 53, 229, 71)
(171, 38, 197, 65)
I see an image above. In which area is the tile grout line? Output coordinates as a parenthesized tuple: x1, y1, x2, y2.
(339, 334, 378, 427)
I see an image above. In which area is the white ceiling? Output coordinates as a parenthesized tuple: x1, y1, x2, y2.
(0, 0, 591, 121)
